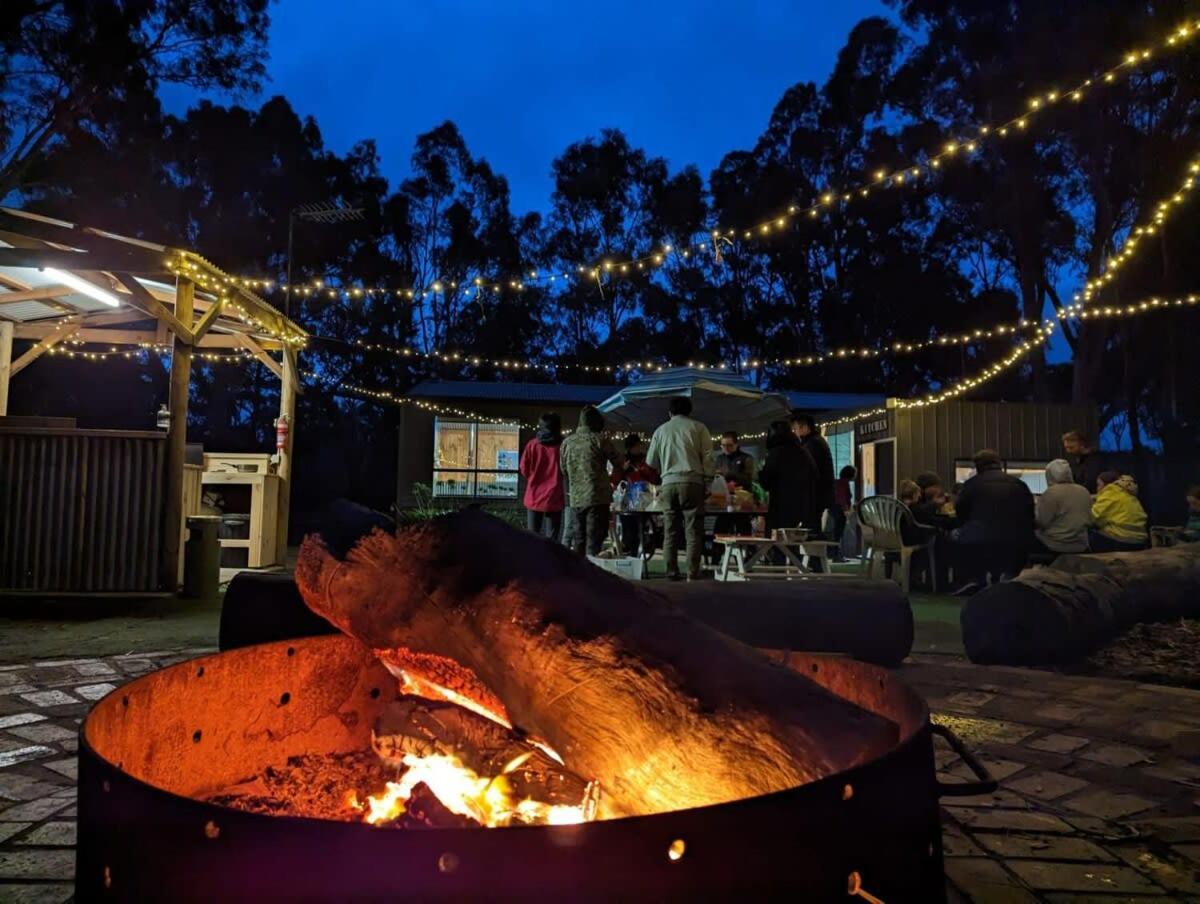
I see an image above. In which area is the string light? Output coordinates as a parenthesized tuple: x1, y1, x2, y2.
(230, 14, 1199, 304)
(317, 320, 1043, 375)
(300, 369, 538, 428)
(1076, 157, 1200, 306)
(44, 343, 258, 364)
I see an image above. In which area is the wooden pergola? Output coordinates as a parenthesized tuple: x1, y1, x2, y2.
(0, 206, 306, 589)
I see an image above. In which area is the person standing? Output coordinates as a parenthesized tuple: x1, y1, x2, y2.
(646, 397, 713, 581)
(830, 464, 856, 560)
(791, 412, 835, 568)
(1062, 430, 1105, 495)
(519, 413, 566, 541)
(758, 421, 821, 533)
(559, 406, 623, 557)
(713, 432, 757, 487)
(614, 434, 659, 557)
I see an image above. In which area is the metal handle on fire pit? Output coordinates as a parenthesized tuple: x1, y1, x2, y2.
(931, 723, 998, 797)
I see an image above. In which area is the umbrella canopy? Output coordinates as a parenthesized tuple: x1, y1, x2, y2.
(595, 367, 792, 435)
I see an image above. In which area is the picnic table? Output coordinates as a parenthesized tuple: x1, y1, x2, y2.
(714, 531, 841, 581)
(613, 505, 768, 562)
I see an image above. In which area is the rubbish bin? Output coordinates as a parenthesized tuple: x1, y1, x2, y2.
(183, 515, 221, 599)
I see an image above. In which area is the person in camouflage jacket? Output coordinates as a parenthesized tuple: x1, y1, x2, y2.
(559, 406, 623, 556)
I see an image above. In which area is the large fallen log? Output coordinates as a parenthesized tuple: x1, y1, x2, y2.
(961, 543, 1200, 665)
(295, 509, 899, 818)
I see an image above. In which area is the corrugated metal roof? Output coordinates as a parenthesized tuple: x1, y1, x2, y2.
(407, 381, 615, 404)
(784, 391, 887, 412)
(0, 300, 63, 321)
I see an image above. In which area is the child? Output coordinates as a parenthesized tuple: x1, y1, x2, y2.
(1183, 485, 1200, 543)
(831, 465, 856, 561)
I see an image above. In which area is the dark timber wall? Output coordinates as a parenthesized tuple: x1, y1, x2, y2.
(0, 427, 166, 592)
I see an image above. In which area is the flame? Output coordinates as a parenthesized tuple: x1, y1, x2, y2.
(362, 752, 588, 828)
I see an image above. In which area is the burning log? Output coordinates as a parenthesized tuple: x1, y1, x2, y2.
(295, 510, 899, 818)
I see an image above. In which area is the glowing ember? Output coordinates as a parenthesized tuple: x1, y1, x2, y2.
(362, 752, 588, 828)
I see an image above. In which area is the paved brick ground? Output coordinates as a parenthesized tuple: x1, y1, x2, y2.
(0, 649, 1198, 901)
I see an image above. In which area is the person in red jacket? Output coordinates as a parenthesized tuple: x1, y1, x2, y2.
(519, 413, 566, 541)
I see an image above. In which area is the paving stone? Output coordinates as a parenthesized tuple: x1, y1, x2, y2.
(944, 806, 1073, 833)
(1128, 816, 1200, 845)
(1032, 701, 1097, 724)
(1133, 720, 1197, 748)
(0, 821, 32, 843)
(0, 849, 75, 880)
(941, 789, 1035, 810)
(5, 723, 75, 744)
(974, 832, 1116, 862)
(1043, 895, 1178, 903)
(1176, 843, 1200, 863)
(941, 755, 1027, 786)
(58, 738, 77, 754)
(1005, 859, 1164, 894)
(0, 797, 73, 822)
(0, 745, 54, 769)
(0, 686, 38, 697)
(0, 773, 64, 803)
(73, 683, 116, 701)
(0, 737, 36, 755)
(1141, 760, 1200, 789)
(41, 759, 76, 781)
(1111, 845, 1200, 896)
(72, 662, 116, 677)
(944, 691, 997, 709)
(0, 884, 73, 903)
(17, 691, 76, 708)
(943, 857, 1037, 903)
(1065, 789, 1158, 820)
(1078, 743, 1155, 767)
(14, 820, 76, 847)
(1027, 733, 1090, 755)
(940, 821, 985, 857)
(1007, 770, 1092, 801)
(0, 714, 46, 731)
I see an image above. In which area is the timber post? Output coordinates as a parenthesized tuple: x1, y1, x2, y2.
(275, 345, 298, 565)
(0, 319, 12, 415)
(161, 277, 195, 590)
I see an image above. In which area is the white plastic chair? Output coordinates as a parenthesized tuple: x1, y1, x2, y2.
(856, 495, 938, 594)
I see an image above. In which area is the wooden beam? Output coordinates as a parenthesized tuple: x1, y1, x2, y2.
(190, 299, 223, 342)
(161, 278, 194, 590)
(0, 247, 152, 272)
(233, 332, 283, 379)
(0, 285, 74, 305)
(274, 345, 298, 564)
(113, 273, 194, 344)
(0, 320, 12, 416)
(12, 326, 157, 345)
(10, 323, 81, 375)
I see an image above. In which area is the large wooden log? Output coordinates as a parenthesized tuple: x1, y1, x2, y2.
(295, 510, 899, 818)
(961, 544, 1200, 666)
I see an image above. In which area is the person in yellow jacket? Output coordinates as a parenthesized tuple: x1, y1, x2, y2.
(1089, 471, 1149, 552)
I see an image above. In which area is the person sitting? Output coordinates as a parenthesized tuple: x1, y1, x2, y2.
(1089, 471, 1149, 552)
(713, 431, 757, 488)
(1182, 485, 1200, 543)
(951, 449, 1035, 591)
(912, 471, 955, 527)
(898, 480, 938, 546)
(1034, 459, 1092, 554)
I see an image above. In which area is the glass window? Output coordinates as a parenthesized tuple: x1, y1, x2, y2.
(433, 418, 520, 499)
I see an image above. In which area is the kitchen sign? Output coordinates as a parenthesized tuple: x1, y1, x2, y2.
(854, 414, 892, 444)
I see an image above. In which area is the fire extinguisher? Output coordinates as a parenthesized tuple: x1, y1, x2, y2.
(275, 414, 290, 452)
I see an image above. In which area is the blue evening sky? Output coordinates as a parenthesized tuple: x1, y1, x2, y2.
(163, 0, 890, 214)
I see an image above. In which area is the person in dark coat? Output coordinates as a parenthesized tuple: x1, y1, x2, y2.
(758, 421, 821, 532)
(790, 411, 835, 519)
(1062, 430, 1105, 495)
(951, 449, 1035, 591)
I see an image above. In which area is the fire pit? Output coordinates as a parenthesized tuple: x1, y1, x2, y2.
(77, 634, 992, 901)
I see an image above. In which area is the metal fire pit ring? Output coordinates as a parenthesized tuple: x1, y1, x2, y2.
(77, 635, 990, 902)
